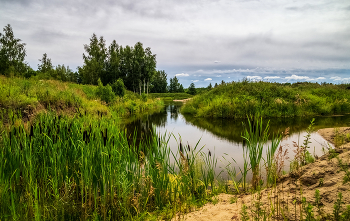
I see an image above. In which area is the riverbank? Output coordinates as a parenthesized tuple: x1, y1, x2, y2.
(0, 76, 163, 124)
(175, 127, 350, 220)
(181, 81, 350, 118)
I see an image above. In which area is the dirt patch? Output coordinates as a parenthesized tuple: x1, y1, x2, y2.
(173, 98, 192, 102)
(173, 127, 350, 221)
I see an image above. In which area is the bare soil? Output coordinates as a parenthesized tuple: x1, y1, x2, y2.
(173, 127, 350, 220)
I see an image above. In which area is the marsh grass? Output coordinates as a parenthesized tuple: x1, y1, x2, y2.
(0, 111, 221, 220)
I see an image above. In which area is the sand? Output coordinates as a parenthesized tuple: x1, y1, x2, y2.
(172, 127, 350, 221)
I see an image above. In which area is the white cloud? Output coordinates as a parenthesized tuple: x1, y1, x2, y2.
(264, 76, 280, 79)
(316, 77, 326, 80)
(216, 75, 221, 77)
(192, 80, 199, 82)
(204, 78, 212, 81)
(247, 76, 262, 80)
(285, 75, 310, 80)
(330, 76, 342, 81)
(176, 73, 189, 77)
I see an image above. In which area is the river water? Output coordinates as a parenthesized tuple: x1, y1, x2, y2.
(123, 102, 350, 178)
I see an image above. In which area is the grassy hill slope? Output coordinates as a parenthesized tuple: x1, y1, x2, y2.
(182, 80, 350, 118)
(0, 76, 163, 122)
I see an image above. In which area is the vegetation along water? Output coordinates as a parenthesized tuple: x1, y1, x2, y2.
(1, 23, 350, 220)
(182, 80, 350, 118)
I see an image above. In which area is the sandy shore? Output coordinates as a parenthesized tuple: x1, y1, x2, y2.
(172, 127, 350, 221)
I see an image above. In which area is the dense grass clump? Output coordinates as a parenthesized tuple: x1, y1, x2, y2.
(0, 112, 219, 220)
(182, 80, 350, 118)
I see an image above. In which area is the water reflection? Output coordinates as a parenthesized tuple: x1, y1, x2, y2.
(183, 113, 350, 144)
(123, 102, 350, 177)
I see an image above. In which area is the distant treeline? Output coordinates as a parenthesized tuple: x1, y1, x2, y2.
(0, 24, 176, 94)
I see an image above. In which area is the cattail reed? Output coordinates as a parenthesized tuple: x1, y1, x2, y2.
(0, 112, 221, 220)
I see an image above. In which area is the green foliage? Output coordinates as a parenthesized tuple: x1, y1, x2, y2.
(333, 192, 343, 220)
(178, 84, 185, 93)
(141, 93, 148, 102)
(95, 79, 115, 104)
(150, 70, 167, 93)
(37, 53, 54, 74)
(318, 178, 324, 187)
(302, 197, 315, 221)
(0, 112, 220, 220)
(168, 76, 181, 93)
(240, 204, 250, 221)
(182, 81, 350, 118)
(188, 82, 197, 95)
(314, 189, 322, 213)
(0, 76, 162, 120)
(242, 116, 269, 190)
(0, 24, 27, 76)
(111, 78, 125, 97)
(78, 34, 157, 94)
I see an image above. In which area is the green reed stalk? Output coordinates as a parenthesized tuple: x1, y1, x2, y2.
(242, 116, 269, 190)
(0, 111, 219, 220)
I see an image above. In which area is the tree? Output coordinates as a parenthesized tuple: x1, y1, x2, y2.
(151, 70, 167, 93)
(168, 76, 180, 93)
(79, 33, 107, 85)
(133, 42, 145, 95)
(214, 83, 218, 88)
(0, 24, 27, 76)
(188, 83, 196, 95)
(207, 83, 212, 90)
(144, 47, 156, 94)
(38, 53, 53, 74)
(178, 84, 185, 93)
(105, 40, 121, 85)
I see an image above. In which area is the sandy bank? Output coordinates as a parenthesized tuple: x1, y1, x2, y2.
(173, 127, 350, 221)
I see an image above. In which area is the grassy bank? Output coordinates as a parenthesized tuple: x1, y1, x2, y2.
(1, 110, 350, 220)
(0, 76, 163, 121)
(182, 81, 350, 118)
(148, 93, 193, 101)
(0, 111, 222, 220)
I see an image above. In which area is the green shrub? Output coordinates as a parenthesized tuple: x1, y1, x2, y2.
(96, 78, 115, 104)
(112, 78, 125, 98)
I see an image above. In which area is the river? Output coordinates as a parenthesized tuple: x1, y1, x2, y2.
(123, 101, 350, 178)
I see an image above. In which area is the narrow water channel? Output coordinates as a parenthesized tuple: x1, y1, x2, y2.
(123, 102, 350, 178)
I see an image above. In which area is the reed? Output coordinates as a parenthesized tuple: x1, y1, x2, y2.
(0, 112, 217, 220)
(242, 116, 269, 190)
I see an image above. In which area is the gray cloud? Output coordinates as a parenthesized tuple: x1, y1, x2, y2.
(1, 0, 349, 87)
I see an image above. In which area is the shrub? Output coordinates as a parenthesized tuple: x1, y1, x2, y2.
(112, 78, 125, 98)
(96, 78, 115, 104)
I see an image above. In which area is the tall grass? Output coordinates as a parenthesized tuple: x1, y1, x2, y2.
(0, 76, 163, 122)
(242, 116, 269, 189)
(0, 112, 218, 220)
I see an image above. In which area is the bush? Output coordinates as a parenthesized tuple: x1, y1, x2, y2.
(112, 78, 125, 98)
(141, 93, 148, 102)
(96, 79, 115, 104)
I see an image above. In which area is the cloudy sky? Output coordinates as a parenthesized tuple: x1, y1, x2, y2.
(1, 0, 349, 87)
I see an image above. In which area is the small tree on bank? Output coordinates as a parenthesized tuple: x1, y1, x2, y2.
(188, 83, 196, 95)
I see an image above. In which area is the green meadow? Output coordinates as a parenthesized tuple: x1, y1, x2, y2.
(181, 80, 350, 118)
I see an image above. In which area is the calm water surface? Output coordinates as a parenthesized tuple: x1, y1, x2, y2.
(123, 102, 350, 177)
